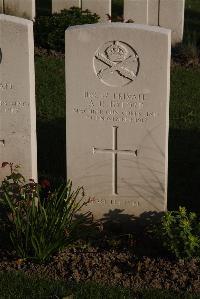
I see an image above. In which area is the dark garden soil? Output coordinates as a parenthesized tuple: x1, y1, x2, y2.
(0, 236, 200, 294)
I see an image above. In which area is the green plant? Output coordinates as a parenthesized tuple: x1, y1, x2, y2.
(0, 163, 87, 261)
(157, 207, 200, 258)
(34, 7, 100, 52)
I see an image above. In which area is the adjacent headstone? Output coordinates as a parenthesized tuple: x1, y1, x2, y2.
(66, 23, 171, 220)
(159, 0, 185, 45)
(124, 0, 185, 44)
(82, 0, 111, 22)
(3, 0, 35, 20)
(0, 0, 3, 13)
(124, 0, 149, 24)
(148, 0, 159, 25)
(52, 0, 81, 13)
(124, 0, 159, 25)
(0, 14, 37, 181)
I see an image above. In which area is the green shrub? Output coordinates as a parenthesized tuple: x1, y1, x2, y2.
(0, 163, 87, 262)
(34, 7, 100, 52)
(157, 207, 200, 258)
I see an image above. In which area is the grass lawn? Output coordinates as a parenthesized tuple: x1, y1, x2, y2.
(1, 271, 200, 299)
(35, 56, 66, 181)
(184, 0, 200, 46)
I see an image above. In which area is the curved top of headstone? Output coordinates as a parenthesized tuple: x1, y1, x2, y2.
(0, 13, 32, 25)
(66, 22, 171, 36)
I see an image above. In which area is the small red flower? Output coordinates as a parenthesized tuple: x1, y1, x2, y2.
(40, 179, 50, 189)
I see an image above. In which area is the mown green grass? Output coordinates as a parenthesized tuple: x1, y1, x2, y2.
(184, 0, 200, 47)
(168, 67, 200, 211)
(0, 271, 200, 299)
(35, 56, 65, 121)
(170, 67, 200, 130)
(35, 55, 66, 180)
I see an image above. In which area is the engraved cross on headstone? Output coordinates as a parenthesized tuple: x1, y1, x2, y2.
(93, 126, 138, 195)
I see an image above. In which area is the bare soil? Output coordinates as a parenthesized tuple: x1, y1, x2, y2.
(0, 239, 200, 293)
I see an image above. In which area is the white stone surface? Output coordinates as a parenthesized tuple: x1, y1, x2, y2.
(124, 0, 185, 44)
(0, 1, 3, 13)
(3, 0, 35, 20)
(82, 0, 111, 22)
(159, 0, 185, 45)
(65, 23, 171, 220)
(124, 0, 148, 24)
(0, 14, 37, 181)
(52, 0, 81, 13)
(148, 0, 159, 25)
(124, 0, 159, 25)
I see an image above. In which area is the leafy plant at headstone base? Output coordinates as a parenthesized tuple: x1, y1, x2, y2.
(34, 7, 100, 52)
(0, 162, 88, 262)
(0, 162, 33, 241)
(157, 207, 200, 258)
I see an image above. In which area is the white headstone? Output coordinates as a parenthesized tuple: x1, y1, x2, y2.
(65, 23, 171, 220)
(124, 0, 148, 24)
(159, 0, 185, 45)
(148, 0, 159, 25)
(52, 0, 81, 14)
(82, 0, 111, 22)
(3, 0, 35, 20)
(0, 1, 3, 13)
(124, 0, 185, 44)
(0, 14, 37, 181)
(123, 0, 159, 25)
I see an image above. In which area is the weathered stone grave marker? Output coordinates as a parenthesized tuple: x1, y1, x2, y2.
(124, 0, 185, 45)
(52, 0, 81, 13)
(66, 23, 171, 220)
(82, 0, 111, 22)
(1, 0, 35, 20)
(0, 14, 37, 181)
(159, 0, 185, 45)
(124, 0, 160, 25)
(124, 0, 150, 25)
(0, 1, 3, 13)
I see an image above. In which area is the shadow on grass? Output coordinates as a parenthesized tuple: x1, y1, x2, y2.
(100, 209, 164, 256)
(36, 0, 52, 16)
(168, 128, 200, 212)
(184, 8, 200, 46)
(112, 0, 124, 21)
(37, 118, 66, 183)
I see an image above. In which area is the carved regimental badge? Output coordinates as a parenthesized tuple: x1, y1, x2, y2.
(93, 41, 139, 87)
